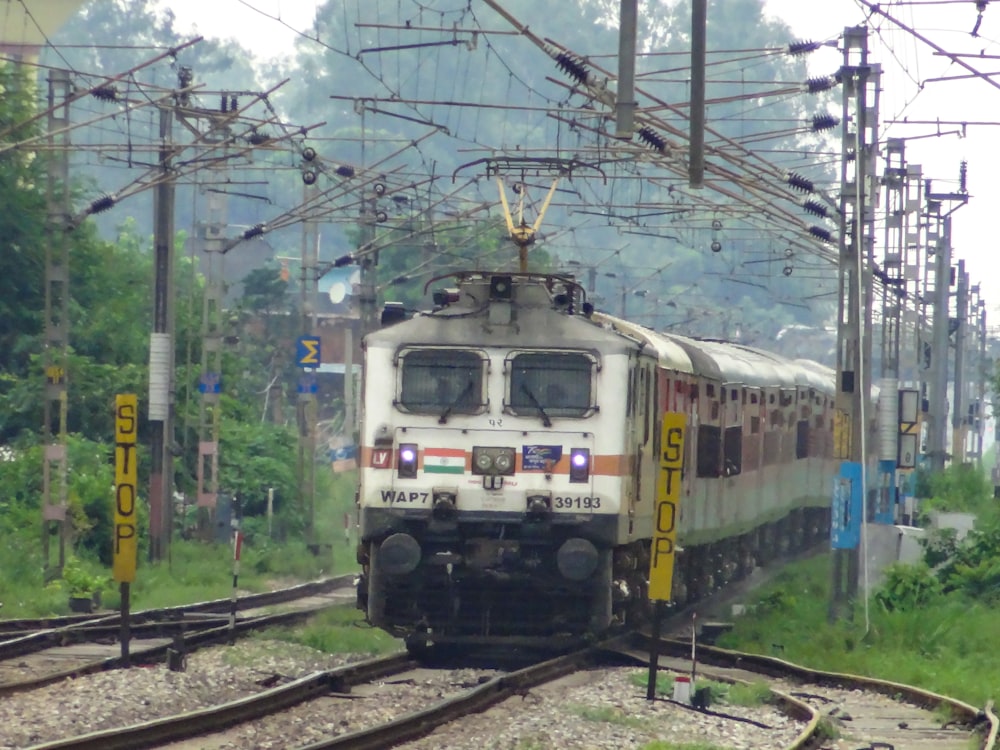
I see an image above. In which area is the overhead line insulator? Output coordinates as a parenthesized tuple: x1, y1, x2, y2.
(91, 85, 119, 103)
(89, 194, 116, 214)
(554, 52, 590, 85)
(809, 226, 834, 243)
(802, 199, 830, 218)
(811, 114, 840, 131)
(804, 75, 838, 94)
(637, 126, 668, 152)
(787, 40, 822, 56)
(786, 172, 815, 193)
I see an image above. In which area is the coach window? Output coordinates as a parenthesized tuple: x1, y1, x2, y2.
(508, 351, 593, 418)
(398, 348, 484, 415)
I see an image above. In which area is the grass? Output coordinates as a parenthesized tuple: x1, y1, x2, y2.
(626, 671, 771, 708)
(569, 703, 652, 730)
(257, 605, 400, 655)
(0, 469, 362, 618)
(717, 552, 1000, 706)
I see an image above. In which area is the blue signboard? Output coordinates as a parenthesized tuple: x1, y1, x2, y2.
(329, 444, 358, 472)
(831, 461, 863, 550)
(297, 373, 318, 394)
(197, 371, 222, 394)
(296, 336, 321, 368)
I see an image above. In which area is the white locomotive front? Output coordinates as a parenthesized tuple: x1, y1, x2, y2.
(356, 273, 641, 647)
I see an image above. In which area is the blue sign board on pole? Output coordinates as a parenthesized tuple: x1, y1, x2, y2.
(197, 371, 222, 394)
(296, 336, 321, 368)
(297, 373, 318, 394)
(831, 461, 863, 550)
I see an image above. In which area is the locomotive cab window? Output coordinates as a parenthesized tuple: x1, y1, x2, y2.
(398, 348, 485, 415)
(507, 351, 593, 418)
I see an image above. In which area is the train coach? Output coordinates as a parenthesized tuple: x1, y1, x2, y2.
(354, 271, 837, 649)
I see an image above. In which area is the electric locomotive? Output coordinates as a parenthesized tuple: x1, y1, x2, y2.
(355, 271, 836, 648)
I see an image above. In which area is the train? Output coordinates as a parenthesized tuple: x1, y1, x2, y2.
(354, 271, 837, 649)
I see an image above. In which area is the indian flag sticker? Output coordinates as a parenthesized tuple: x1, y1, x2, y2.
(423, 447, 466, 474)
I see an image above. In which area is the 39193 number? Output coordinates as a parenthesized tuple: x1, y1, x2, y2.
(554, 496, 601, 509)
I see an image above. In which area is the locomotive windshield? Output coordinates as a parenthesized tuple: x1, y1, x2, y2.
(399, 348, 484, 416)
(508, 351, 593, 419)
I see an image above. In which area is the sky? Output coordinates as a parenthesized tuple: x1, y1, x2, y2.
(158, 0, 1000, 316)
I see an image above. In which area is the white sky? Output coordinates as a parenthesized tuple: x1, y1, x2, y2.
(160, 0, 1000, 313)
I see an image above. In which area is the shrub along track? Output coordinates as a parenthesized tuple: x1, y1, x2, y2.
(619, 632, 998, 749)
(0, 577, 355, 697)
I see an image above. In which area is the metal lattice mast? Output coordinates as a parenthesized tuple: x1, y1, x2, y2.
(42, 69, 72, 576)
(876, 138, 909, 524)
(968, 284, 987, 465)
(298, 180, 319, 543)
(831, 26, 879, 617)
(195, 161, 228, 536)
(951, 260, 969, 463)
(922, 178, 967, 471)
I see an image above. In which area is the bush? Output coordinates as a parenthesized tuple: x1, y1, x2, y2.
(874, 562, 942, 612)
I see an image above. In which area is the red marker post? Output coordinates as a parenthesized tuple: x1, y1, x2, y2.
(229, 529, 242, 645)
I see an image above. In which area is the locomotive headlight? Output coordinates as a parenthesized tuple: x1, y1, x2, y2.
(398, 443, 418, 479)
(569, 448, 591, 483)
(493, 452, 513, 473)
(472, 446, 516, 476)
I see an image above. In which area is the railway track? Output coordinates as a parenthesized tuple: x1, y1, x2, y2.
(18, 648, 596, 750)
(0, 576, 355, 697)
(618, 632, 998, 749)
(8, 625, 996, 750)
(5, 568, 997, 749)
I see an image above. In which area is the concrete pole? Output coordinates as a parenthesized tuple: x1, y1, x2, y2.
(148, 102, 176, 562)
(615, 0, 637, 139)
(689, 0, 706, 189)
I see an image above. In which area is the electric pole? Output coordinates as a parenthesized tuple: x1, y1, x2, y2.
(147, 75, 180, 563)
(42, 69, 72, 577)
(951, 260, 969, 463)
(193, 127, 229, 540)
(298, 179, 319, 545)
(831, 26, 879, 620)
(922, 180, 967, 472)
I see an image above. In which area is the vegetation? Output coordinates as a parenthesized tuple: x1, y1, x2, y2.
(257, 606, 400, 656)
(714, 462, 1000, 708)
(570, 704, 652, 730)
(627, 671, 771, 708)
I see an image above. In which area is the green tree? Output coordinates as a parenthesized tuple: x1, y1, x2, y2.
(0, 64, 46, 386)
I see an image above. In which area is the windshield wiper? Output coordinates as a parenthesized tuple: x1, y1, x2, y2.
(520, 383, 552, 427)
(438, 380, 475, 424)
